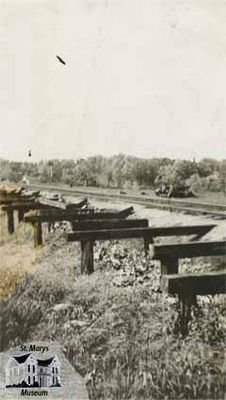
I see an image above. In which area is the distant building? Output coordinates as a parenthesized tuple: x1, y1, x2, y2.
(5, 353, 61, 388)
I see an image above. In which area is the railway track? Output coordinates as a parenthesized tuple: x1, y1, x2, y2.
(29, 183, 226, 219)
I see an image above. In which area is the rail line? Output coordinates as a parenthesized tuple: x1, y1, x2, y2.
(29, 183, 226, 219)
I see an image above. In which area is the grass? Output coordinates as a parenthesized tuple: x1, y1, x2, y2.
(0, 220, 226, 399)
(0, 212, 42, 299)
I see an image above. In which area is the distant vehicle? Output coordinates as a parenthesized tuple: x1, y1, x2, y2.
(155, 184, 196, 198)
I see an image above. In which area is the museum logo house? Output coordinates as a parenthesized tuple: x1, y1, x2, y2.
(5, 353, 61, 388)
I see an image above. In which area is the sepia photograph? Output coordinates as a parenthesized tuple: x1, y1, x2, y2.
(0, 1, 226, 399)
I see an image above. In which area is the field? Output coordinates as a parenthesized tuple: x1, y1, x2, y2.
(0, 205, 226, 399)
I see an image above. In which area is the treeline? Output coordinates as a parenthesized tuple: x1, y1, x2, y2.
(1, 155, 226, 192)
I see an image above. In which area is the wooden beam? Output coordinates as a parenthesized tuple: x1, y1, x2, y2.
(118, 206, 134, 218)
(67, 225, 216, 242)
(24, 209, 134, 223)
(161, 271, 226, 296)
(25, 213, 87, 223)
(0, 195, 37, 205)
(39, 208, 72, 216)
(67, 227, 153, 241)
(149, 224, 216, 237)
(2, 202, 51, 211)
(66, 198, 88, 210)
(71, 218, 149, 231)
(153, 240, 226, 260)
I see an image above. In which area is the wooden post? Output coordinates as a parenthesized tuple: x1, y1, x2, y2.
(144, 236, 152, 256)
(71, 222, 76, 231)
(179, 292, 196, 336)
(7, 207, 14, 234)
(18, 209, 24, 223)
(33, 222, 43, 247)
(48, 222, 53, 232)
(161, 272, 226, 335)
(81, 241, 94, 274)
(144, 239, 149, 255)
(160, 257, 178, 275)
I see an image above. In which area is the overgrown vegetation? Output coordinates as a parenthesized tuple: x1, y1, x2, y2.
(0, 211, 40, 298)
(0, 228, 225, 399)
(1, 155, 226, 194)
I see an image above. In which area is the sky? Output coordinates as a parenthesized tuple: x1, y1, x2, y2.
(0, 0, 226, 162)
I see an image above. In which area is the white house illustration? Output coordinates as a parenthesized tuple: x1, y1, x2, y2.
(5, 353, 61, 388)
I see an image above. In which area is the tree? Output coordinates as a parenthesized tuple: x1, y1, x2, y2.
(155, 164, 177, 186)
(111, 154, 126, 188)
(197, 158, 219, 178)
(132, 159, 148, 187)
(219, 160, 226, 193)
(186, 173, 205, 194)
(155, 160, 198, 188)
(146, 159, 163, 187)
